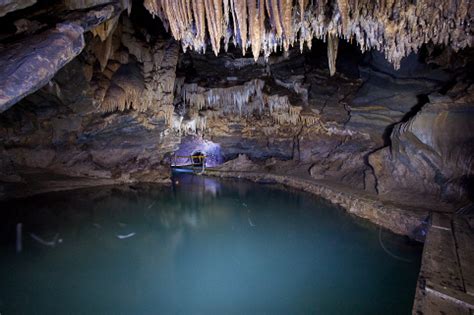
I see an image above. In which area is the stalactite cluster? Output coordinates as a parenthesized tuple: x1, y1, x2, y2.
(91, 17, 179, 123)
(100, 63, 144, 112)
(144, 0, 472, 70)
(182, 79, 265, 115)
(267, 95, 303, 125)
(181, 79, 324, 128)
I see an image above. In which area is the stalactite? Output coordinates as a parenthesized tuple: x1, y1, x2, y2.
(144, 0, 472, 70)
(192, 0, 206, 52)
(233, 0, 248, 55)
(204, 0, 223, 55)
(93, 27, 116, 72)
(248, 0, 265, 61)
(327, 32, 338, 76)
(298, 0, 307, 24)
(158, 104, 175, 125)
(222, 0, 231, 49)
(182, 79, 265, 115)
(336, 0, 349, 36)
(91, 16, 119, 42)
(268, 0, 284, 40)
(281, 0, 293, 51)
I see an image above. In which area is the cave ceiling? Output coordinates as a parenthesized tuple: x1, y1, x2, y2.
(0, 0, 472, 112)
(144, 0, 473, 68)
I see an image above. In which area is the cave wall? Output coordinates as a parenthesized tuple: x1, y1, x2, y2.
(370, 86, 474, 203)
(0, 1, 472, 206)
(172, 44, 473, 203)
(0, 13, 181, 191)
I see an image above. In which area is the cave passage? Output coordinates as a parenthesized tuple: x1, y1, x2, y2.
(0, 173, 422, 314)
(0, 1, 472, 314)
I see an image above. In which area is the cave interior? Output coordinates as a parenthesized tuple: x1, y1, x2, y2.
(0, 0, 473, 314)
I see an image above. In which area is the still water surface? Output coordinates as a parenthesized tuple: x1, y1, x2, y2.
(0, 173, 422, 314)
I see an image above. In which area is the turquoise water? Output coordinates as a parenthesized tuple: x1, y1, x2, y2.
(0, 173, 422, 314)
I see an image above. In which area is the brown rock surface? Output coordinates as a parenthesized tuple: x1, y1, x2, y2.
(369, 85, 474, 205)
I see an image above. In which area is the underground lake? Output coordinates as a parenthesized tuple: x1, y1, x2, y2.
(0, 172, 422, 314)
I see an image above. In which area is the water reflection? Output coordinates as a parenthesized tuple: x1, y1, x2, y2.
(0, 173, 422, 314)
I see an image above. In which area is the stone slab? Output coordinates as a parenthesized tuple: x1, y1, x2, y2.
(454, 216, 474, 296)
(413, 213, 474, 314)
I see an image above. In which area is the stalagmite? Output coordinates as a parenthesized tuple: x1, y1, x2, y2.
(327, 32, 338, 76)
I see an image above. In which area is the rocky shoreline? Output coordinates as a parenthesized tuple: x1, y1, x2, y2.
(204, 168, 429, 241)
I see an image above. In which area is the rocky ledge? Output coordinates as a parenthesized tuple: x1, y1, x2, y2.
(205, 155, 430, 240)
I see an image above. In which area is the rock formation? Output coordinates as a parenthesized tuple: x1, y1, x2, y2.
(0, 1, 472, 212)
(0, 2, 123, 112)
(144, 0, 473, 71)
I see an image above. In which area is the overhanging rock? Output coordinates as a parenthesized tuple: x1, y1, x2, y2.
(0, 3, 123, 113)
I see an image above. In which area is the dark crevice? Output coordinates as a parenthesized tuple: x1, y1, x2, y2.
(362, 149, 380, 194)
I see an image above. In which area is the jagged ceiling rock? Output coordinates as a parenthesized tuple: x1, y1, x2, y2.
(0, 0, 36, 17)
(0, 3, 123, 113)
(144, 0, 473, 73)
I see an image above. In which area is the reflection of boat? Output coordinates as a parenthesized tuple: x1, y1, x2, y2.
(171, 172, 221, 198)
(172, 165, 197, 173)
